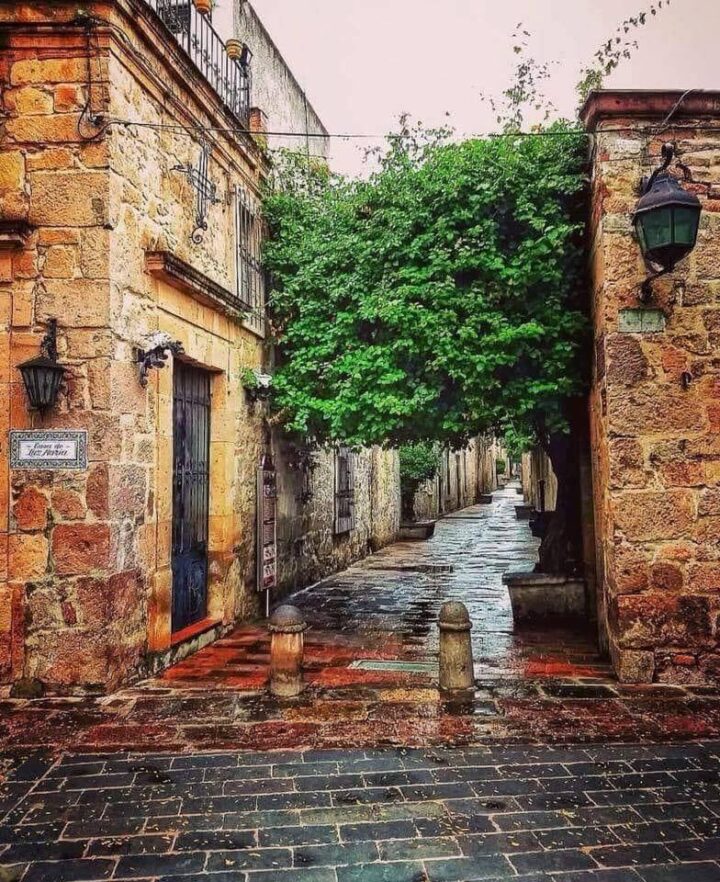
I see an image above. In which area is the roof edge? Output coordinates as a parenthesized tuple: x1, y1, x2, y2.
(580, 89, 720, 132)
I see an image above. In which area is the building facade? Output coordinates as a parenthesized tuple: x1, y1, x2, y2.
(0, 0, 399, 695)
(412, 437, 500, 522)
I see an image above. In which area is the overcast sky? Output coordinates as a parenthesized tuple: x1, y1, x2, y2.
(220, 0, 720, 174)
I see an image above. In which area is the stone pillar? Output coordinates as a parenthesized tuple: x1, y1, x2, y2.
(581, 90, 720, 685)
(268, 604, 307, 697)
(438, 601, 474, 696)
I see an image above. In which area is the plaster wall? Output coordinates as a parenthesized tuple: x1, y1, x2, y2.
(234, 0, 329, 158)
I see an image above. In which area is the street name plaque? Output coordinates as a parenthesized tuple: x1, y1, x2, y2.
(256, 461, 278, 592)
(10, 430, 88, 470)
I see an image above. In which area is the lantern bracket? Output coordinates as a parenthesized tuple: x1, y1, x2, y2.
(136, 332, 184, 387)
(40, 318, 59, 363)
(640, 142, 675, 195)
(639, 266, 671, 304)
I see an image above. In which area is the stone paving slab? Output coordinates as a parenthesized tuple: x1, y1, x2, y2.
(2, 743, 720, 881)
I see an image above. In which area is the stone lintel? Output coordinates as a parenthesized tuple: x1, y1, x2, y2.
(580, 89, 720, 131)
(145, 250, 250, 322)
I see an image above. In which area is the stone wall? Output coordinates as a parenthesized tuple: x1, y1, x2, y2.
(582, 90, 720, 684)
(274, 443, 400, 598)
(521, 448, 558, 513)
(0, 0, 271, 692)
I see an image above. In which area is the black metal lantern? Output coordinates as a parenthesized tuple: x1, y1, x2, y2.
(18, 319, 65, 412)
(633, 143, 701, 272)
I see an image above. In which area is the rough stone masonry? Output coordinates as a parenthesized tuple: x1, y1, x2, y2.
(583, 91, 720, 685)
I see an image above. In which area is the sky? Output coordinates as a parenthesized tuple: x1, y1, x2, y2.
(218, 0, 720, 175)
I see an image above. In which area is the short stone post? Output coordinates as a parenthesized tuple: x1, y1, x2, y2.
(438, 601, 475, 697)
(268, 605, 308, 697)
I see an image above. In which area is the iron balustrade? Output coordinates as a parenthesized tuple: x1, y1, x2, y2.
(144, 0, 251, 125)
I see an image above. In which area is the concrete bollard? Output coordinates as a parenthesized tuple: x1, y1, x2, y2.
(268, 605, 308, 697)
(438, 601, 475, 697)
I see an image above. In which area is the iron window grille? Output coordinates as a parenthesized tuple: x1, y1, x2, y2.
(235, 185, 265, 336)
(334, 446, 356, 534)
(147, 0, 251, 126)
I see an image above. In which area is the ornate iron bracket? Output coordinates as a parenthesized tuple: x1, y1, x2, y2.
(40, 318, 59, 362)
(135, 333, 184, 387)
(173, 143, 222, 243)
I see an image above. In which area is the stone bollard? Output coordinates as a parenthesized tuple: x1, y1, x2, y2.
(438, 601, 475, 697)
(268, 605, 308, 697)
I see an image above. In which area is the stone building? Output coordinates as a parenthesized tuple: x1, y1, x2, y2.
(520, 448, 558, 514)
(0, 0, 399, 694)
(582, 90, 720, 684)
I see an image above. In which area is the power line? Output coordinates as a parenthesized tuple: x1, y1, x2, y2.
(91, 116, 720, 143)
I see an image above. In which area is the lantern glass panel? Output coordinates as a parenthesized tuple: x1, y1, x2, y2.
(18, 359, 64, 410)
(640, 207, 673, 252)
(673, 206, 700, 246)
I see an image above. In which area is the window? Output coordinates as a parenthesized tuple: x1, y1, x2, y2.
(235, 185, 265, 336)
(334, 446, 356, 534)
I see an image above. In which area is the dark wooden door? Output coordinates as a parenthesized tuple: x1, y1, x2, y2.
(172, 362, 211, 633)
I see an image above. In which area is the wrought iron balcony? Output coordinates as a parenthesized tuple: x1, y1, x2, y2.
(144, 0, 251, 125)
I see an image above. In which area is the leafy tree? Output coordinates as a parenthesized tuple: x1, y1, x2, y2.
(263, 2, 669, 573)
(264, 126, 588, 570)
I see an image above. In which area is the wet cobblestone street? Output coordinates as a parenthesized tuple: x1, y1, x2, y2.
(2, 742, 720, 880)
(2, 486, 720, 879)
(0, 485, 718, 753)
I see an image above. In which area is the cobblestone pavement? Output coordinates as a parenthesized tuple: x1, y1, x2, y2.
(2, 742, 720, 881)
(1, 486, 719, 752)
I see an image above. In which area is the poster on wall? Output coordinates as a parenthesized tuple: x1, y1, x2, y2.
(256, 456, 277, 593)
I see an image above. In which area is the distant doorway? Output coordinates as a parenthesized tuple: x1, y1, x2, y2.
(171, 362, 211, 633)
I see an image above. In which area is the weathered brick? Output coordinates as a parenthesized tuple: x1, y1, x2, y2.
(614, 490, 696, 542)
(0, 151, 25, 191)
(29, 170, 108, 226)
(8, 532, 48, 580)
(4, 85, 53, 115)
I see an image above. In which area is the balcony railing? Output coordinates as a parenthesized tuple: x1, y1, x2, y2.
(144, 0, 251, 125)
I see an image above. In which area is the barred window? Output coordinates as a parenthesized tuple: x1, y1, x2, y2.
(334, 446, 356, 534)
(235, 185, 265, 336)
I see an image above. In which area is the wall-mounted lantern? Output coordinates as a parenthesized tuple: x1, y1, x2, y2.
(18, 318, 65, 412)
(633, 143, 702, 301)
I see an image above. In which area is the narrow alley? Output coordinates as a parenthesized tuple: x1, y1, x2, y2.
(0, 487, 717, 754)
(2, 489, 720, 882)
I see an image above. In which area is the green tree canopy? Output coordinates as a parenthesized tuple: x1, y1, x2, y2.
(264, 122, 588, 452)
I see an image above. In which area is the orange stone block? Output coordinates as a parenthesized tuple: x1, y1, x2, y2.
(12, 486, 48, 531)
(52, 523, 110, 575)
(51, 488, 86, 521)
(8, 532, 48, 580)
